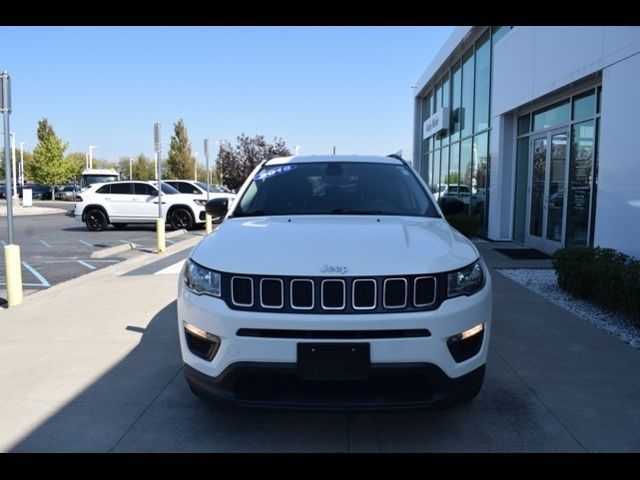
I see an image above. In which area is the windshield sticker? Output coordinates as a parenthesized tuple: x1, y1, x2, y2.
(254, 165, 297, 181)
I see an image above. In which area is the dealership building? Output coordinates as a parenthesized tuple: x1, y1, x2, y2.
(413, 26, 640, 258)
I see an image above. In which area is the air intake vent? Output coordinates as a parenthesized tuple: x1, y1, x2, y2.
(291, 279, 314, 310)
(321, 279, 346, 310)
(231, 276, 253, 306)
(384, 278, 407, 309)
(260, 278, 283, 308)
(352, 279, 376, 310)
(414, 276, 437, 307)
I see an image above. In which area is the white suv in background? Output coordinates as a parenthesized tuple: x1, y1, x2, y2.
(74, 180, 207, 231)
(177, 155, 492, 410)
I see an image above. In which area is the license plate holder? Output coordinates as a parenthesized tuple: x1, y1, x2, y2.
(297, 343, 370, 381)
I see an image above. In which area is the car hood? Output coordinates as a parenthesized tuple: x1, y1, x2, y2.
(190, 215, 479, 276)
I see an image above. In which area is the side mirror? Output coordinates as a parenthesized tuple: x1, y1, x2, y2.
(205, 197, 229, 222)
(439, 196, 466, 216)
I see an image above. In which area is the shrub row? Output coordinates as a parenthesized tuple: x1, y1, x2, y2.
(552, 246, 640, 320)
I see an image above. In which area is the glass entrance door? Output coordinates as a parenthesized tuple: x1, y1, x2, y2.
(525, 130, 569, 254)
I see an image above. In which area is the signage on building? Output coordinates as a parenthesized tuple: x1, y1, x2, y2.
(423, 107, 450, 139)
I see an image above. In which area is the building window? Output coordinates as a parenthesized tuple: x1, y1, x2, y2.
(440, 146, 449, 193)
(474, 31, 491, 133)
(450, 62, 462, 142)
(472, 132, 489, 233)
(449, 142, 460, 192)
(533, 100, 570, 131)
(572, 90, 596, 121)
(491, 26, 511, 45)
(441, 73, 450, 146)
(460, 138, 473, 215)
(517, 114, 530, 136)
(566, 120, 595, 247)
(460, 49, 475, 141)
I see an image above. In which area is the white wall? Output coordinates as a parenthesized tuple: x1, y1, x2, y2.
(488, 26, 640, 246)
(593, 53, 640, 259)
(492, 27, 640, 117)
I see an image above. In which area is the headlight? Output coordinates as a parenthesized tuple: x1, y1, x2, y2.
(184, 259, 221, 297)
(447, 260, 485, 298)
(194, 199, 207, 206)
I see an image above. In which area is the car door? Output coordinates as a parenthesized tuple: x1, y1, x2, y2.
(106, 182, 135, 219)
(132, 182, 162, 219)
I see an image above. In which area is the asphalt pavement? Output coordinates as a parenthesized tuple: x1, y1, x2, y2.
(0, 201, 199, 304)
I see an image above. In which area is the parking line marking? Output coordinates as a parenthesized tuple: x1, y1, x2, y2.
(78, 239, 94, 247)
(40, 240, 52, 248)
(77, 260, 96, 270)
(0, 282, 48, 288)
(21, 261, 51, 287)
(155, 259, 186, 275)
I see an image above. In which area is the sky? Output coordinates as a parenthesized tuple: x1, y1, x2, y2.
(1, 26, 453, 166)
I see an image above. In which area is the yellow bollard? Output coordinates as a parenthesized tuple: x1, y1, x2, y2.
(205, 214, 212, 234)
(156, 218, 166, 254)
(4, 244, 23, 308)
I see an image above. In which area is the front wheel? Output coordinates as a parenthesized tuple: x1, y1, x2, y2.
(85, 209, 108, 231)
(169, 207, 194, 230)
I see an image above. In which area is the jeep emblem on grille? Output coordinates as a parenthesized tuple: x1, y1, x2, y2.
(320, 265, 349, 274)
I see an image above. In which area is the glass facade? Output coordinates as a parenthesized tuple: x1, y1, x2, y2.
(417, 26, 507, 236)
(517, 86, 601, 248)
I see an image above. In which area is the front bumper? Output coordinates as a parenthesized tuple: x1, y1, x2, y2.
(184, 361, 485, 411)
(178, 268, 491, 409)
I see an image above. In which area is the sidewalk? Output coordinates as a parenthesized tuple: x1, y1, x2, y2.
(0, 236, 639, 451)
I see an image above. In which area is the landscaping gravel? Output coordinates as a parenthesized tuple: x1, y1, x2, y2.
(497, 268, 640, 349)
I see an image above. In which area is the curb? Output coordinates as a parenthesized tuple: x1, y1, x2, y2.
(90, 229, 189, 259)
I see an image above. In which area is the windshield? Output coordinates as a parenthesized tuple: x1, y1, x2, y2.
(82, 175, 118, 187)
(195, 182, 231, 193)
(160, 183, 179, 194)
(233, 162, 438, 218)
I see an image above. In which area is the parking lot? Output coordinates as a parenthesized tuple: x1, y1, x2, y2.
(0, 200, 198, 305)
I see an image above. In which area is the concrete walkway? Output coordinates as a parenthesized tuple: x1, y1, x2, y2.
(0, 237, 639, 452)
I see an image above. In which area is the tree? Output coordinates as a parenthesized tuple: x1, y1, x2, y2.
(165, 119, 194, 179)
(217, 134, 292, 191)
(65, 152, 87, 181)
(27, 119, 74, 200)
(132, 154, 155, 180)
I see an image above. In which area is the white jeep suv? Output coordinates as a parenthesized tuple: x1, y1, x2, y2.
(163, 180, 236, 203)
(177, 155, 491, 410)
(74, 180, 207, 231)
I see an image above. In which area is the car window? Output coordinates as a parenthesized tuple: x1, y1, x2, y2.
(160, 183, 179, 194)
(96, 185, 111, 194)
(235, 162, 438, 218)
(175, 182, 201, 194)
(134, 183, 157, 196)
(110, 183, 133, 194)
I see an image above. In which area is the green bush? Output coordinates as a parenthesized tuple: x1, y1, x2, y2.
(552, 246, 640, 320)
(446, 214, 475, 237)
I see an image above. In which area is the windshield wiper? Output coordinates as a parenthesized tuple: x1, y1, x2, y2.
(232, 210, 268, 218)
(330, 208, 385, 215)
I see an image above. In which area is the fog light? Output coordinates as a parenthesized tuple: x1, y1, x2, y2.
(183, 321, 221, 361)
(447, 323, 484, 363)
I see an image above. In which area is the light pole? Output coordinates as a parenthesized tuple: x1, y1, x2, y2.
(19, 141, 25, 185)
(85, 152, 89, 169)
(2, 70, 23, 307)
(204, 139, 212, 234)
(129, 156, 133, 180)
(194, 152, 199, 181)
(154, 123, 165, 254)
(88, 145, 99, 169)
(10, 133, 16, 198)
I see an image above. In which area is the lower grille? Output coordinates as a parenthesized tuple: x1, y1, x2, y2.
(236, 328, 431, 339)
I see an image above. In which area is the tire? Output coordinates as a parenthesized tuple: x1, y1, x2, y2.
(85, 208, 108, 231)
(113, 223, 127, 230)
(169, 207, 194, 230)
